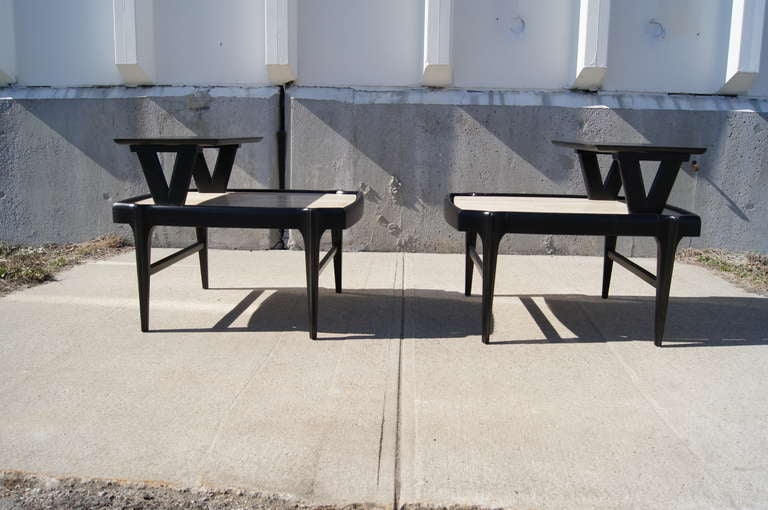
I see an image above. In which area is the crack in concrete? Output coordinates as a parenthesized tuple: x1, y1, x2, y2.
(375, 395, 386, 487)
(393, 251, 406, 510)
(578, 301, 740, 509)
(186, 334, 283, 480)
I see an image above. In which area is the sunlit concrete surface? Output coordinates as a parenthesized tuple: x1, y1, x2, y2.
(1, 250, 766, 508)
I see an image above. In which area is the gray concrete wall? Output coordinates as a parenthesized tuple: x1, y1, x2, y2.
(0, 87, 279, 249)
(2, 85, 767, 255)
(288, 87, 768, 255)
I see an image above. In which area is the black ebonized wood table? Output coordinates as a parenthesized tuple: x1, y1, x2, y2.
(113, 137, 363, 339)
(444, 140, 706, 346)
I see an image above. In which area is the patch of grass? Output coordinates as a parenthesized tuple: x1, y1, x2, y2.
(678, 248, 768, 294)
(0, 234, 128, 296)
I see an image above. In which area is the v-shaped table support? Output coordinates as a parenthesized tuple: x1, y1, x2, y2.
(577, 150, 623, 200)
(614, 151, 691, 214)
(570, 144, 700, 214)
(191, 145, 238, 192)
(134, 146, 199, 205)
(119, 138, 260, 205)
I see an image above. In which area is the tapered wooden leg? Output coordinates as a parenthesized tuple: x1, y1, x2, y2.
(195, 227, 209, 289)
(602, 236, 617, 299)
(332, 229, 342, 293)
(465, 231, 477, 296)
(302, 215, 322, 339)
(131, 215, 153, 332)
(480, 230, 502, 344)
(654, 221, 681, 347)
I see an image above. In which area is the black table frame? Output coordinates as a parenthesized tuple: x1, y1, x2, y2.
(445, 141, 706, 346)
(114, 137, 363, 339)
(114, 190, 364, 339)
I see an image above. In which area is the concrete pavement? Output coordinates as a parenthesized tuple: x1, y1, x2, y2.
(1, 249, 767, 508)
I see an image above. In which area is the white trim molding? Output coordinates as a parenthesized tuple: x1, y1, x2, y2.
(422, 0, 452, 87)
(0, 0, 16, 85)
(572, 0, 611, 90)
(720, 0, 766, 94)
(265, 0, 297, 84)
(113, 0, 155, 85)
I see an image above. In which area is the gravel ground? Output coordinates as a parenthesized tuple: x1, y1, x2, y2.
(0, 472, 386, 510)
(678, 248, 768, 295)
(0, 472, 492, 510)
(0, 235, 129, 296)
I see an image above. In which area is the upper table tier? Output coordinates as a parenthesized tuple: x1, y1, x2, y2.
(115, 136, 264, 205)
(552, 140, 707, 214)
(115, 137, 263, 147)
(551, 140, 706, 155)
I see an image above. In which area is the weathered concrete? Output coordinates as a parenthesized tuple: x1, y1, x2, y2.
(0, 250, 401, 506)
(0, 87, 280, 248)
(0, 250, 767, 509)
(400, 253, 768, 508)
(288, 87, 768, 255)
(2, 85, 768, 255)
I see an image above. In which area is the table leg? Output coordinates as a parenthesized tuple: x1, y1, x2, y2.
(654, 220, 682, 346)
(131, 212, 153, 332)
(302, 213, 322, 339)
(195, 227, 209, 289)
(602, 236, 617, 299)
(480, 228, 502, 344)
(332, 229, 343, 293)
(465, 231, 477, 296)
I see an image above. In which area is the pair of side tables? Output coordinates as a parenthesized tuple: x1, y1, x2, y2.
(113, 137, 705, 346)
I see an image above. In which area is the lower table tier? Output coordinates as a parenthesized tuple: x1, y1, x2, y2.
(112, 189, 364, 339)
(443, 193, 701, 346)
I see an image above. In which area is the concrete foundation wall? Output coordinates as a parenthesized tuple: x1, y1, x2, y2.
(0, 87, 279, 249)
(288, 87, 768, 256)
(1, 85, 767, 255)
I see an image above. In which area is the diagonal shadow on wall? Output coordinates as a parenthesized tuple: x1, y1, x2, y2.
(456, 103, 584, 193)
(15, 90, 279, 184)
(15, 98, 144, 180)
(610, 106, 751, 222)
(297, 97, 462, 211)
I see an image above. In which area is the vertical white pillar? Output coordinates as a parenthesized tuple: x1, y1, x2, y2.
(422, 0, 452, 87)
(720, 0, 766, 94)
(113, 0, 155, 85)
(265, 0, 297, 84)
(0, 0, 16, 85)
(572, 0, 611, 90)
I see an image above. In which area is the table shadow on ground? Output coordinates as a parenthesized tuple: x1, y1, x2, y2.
(151, 288, 481, 340)
(151, 288, 767, 347)
(485, 294, 768, 347)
